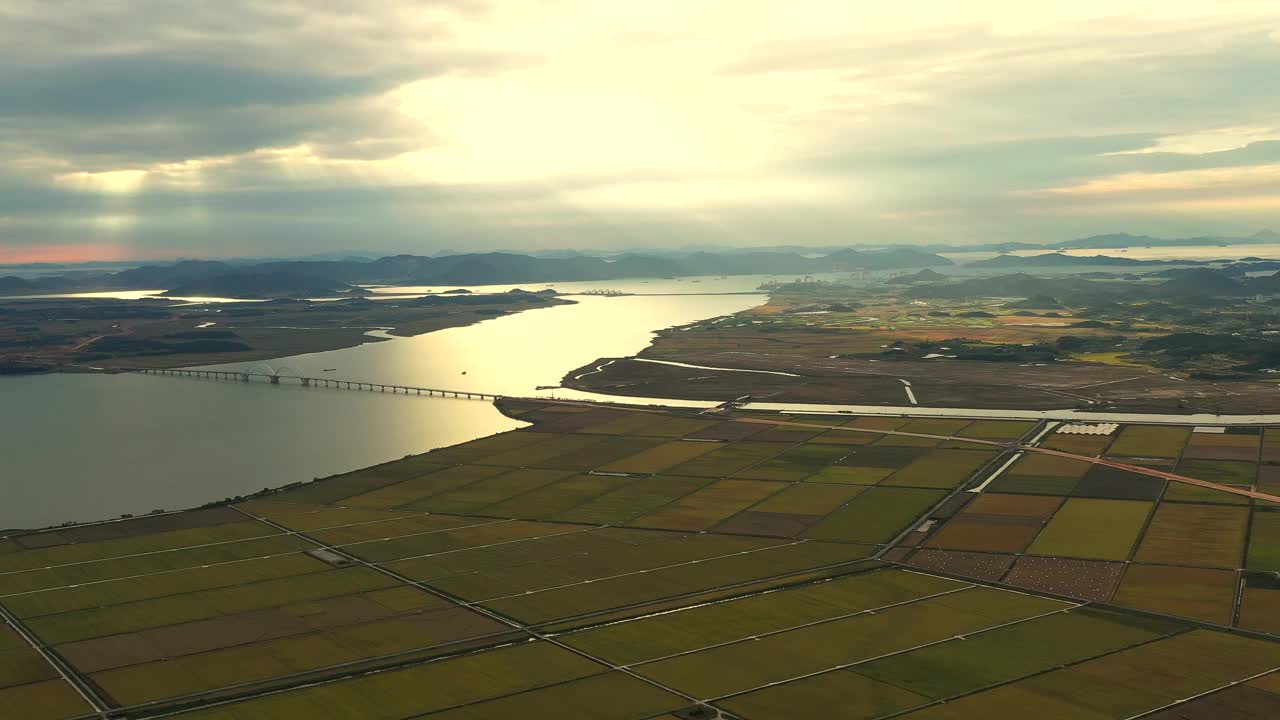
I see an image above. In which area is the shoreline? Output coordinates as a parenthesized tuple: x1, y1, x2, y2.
(0, 295, 574, 376)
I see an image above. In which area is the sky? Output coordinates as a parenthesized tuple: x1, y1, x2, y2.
(1, 1, 1278, 263)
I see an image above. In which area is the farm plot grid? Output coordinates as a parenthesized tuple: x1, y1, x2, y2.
(905, 422, 1280, 635)
(4, 404, 1280, 719)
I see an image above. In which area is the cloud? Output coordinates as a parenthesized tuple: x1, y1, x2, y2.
(0, 1, 534, 167)
(0, 55, 389, 119)
(1, 0, 1279, 259)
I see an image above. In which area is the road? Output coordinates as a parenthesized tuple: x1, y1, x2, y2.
(549, 389, 1280, 425)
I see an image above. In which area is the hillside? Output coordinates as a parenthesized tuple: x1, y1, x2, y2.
(1, 248, 956, 297)
(968, 253, 1181, 268)
(161, 272, 365, 299)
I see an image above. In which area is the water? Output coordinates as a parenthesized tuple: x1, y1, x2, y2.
(0, 290, 763, 530)
(199, 294, 762, 395)
(0, 374, 523, 530)
(17, 263, 1280, 531)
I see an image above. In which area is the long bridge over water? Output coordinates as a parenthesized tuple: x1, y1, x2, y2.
(135, 364, 502, 400)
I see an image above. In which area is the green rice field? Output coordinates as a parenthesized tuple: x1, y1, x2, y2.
(3, 403, 1280, 719)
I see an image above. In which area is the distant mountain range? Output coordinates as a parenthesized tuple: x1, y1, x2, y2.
(160, 271, 365, 299)
(0, 247, 952, 297)
(966, 254, 1202, 269)
(1054, 230, 1279, 249)
(922, 229, 1279, 254)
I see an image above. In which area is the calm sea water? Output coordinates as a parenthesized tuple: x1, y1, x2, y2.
(0, 290, 763, 529)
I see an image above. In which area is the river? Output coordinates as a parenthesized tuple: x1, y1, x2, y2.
(0, 286, 764, 530)
(12, 266, 1280, 531)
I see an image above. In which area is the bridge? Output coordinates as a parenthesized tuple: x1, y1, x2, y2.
(135, 363, 502, 400)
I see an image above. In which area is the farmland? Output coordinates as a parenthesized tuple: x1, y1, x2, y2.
(560, 275, 1280, 415)
(902, 420, 1280, 633)
(3, 403, 1280, 718)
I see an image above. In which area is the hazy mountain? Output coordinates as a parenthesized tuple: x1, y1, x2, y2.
(823, 247, 952, 270)
(1155, 269, 1248, 298)
(1052, 233, 1165, 249)
(113, 260, 234, 287)
(0, 277, 32, 293)
(888, 268, 948, 284)
(968, 253, 1194, 268)
(0, 244, 1249, 301)
(161, 272, 362, 299)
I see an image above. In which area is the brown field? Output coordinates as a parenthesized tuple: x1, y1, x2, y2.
(962, 493, 1062, 519)
(552, 475, 716, 525)
(478, 474, 634, 519)
(804, 487, 947, 544)
(1238, 574, 1280, 636)
(1134, 503, 1248, 569)
(1259, 464, 1280, 495)
(1112, 565, 1238, 625)
(836, 417, 903, 431)
(1106, 425, 1190, 458)
(339, 464, 511, 509)
(900, 630, 1280, 719)
(805, 465, 897, 484)
(533, 435, 670, 471)
(1182, 432, 1261, 461)
(924, 513, 1046, 553)
(232, 502, 412, 531)
(0, 679, 91, 720)
(712, 511, 825, 537)
(8, 507, 245, 550)
(576, 412, 674, 435)
(664, 441, 790, 478)
(808, 429, 884, 445)
(478, 433, 610, 467)
(988, 473, 1080, 495)
(723, 669, 929, 719)
(1071, 465, 1166, 500)
(749, 424, 828, 443)
(920, 493, 1061, 555)
(628, 479, 786, 531)
(89, 606, 512, 706)
(881, 449, 997, 489)
(1008, 453, 1093, 479)
(1003, 557, 1125, 602)
(686, 421, 769, 441)
(745, 483, 866, 516)
(898, 418, 972, 435)
(905, 549, 1015, 581)
(1143, 684, 1280, 719)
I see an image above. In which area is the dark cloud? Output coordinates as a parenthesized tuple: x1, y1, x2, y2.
(0, 2, 1276, 258)
(0, 54, 391, 119)
(0, 2, 535, 166)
